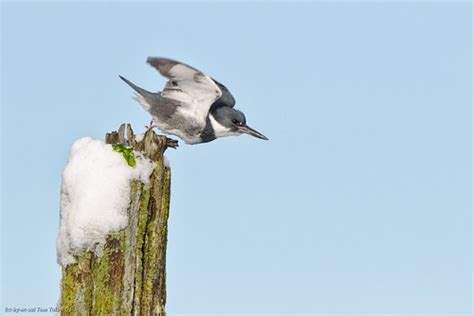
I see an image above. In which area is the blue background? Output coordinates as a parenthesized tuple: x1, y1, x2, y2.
(1, 2, 471, 314)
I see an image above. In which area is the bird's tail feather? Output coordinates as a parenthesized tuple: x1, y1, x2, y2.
(119, 75, 153, 97)
(119, 75, 159, 112)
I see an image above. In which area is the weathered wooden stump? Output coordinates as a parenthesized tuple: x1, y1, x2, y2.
(59, 124, 176, 315)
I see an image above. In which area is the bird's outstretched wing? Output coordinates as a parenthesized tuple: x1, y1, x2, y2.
(211, 79, 236, 108)
(147, 57, 222, 122)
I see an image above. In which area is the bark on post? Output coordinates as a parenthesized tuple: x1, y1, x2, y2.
(59, 124, 177, 315)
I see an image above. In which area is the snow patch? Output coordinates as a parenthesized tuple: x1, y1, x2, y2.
(163, 155, 170, 168)
(56, 137, 155, 266)
(132, 151, 155, 185)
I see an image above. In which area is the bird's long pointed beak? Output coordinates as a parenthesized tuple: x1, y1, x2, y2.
(238, 125, 268, 140)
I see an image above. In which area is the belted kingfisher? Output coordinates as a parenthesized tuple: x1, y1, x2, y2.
(119, 57, 268, 144)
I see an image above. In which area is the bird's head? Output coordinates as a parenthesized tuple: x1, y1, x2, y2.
(212, 107, 268, 140)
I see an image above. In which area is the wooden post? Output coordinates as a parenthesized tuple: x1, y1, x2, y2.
(59, 124, 177, 316)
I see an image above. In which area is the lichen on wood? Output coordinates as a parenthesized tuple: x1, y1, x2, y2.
(59, 124, 175, 315)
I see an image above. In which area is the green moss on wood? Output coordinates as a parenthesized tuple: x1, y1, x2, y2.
(131, 184, 151, 315)
(60, 265, 80, 314)
(112, 144, 136, 167)
(60, 252, 94, 315)
(90, 233, 125, 315)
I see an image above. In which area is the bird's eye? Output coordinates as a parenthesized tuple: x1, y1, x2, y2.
(232, 119, 239, 125)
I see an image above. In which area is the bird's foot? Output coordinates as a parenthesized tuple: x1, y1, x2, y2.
(145, 120, 157, 133)
(143, 121, 178, 149)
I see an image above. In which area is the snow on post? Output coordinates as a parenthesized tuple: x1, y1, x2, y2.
(57, 137, 155, 265)
(57, 124, 176, 316)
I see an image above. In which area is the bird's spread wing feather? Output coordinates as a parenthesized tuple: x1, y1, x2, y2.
(147, 57, 222, 122)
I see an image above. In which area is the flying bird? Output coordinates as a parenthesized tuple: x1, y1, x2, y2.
(119, 57, 268, 144)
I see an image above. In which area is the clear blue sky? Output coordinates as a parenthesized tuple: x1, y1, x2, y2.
(1, 2, 471, 314)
